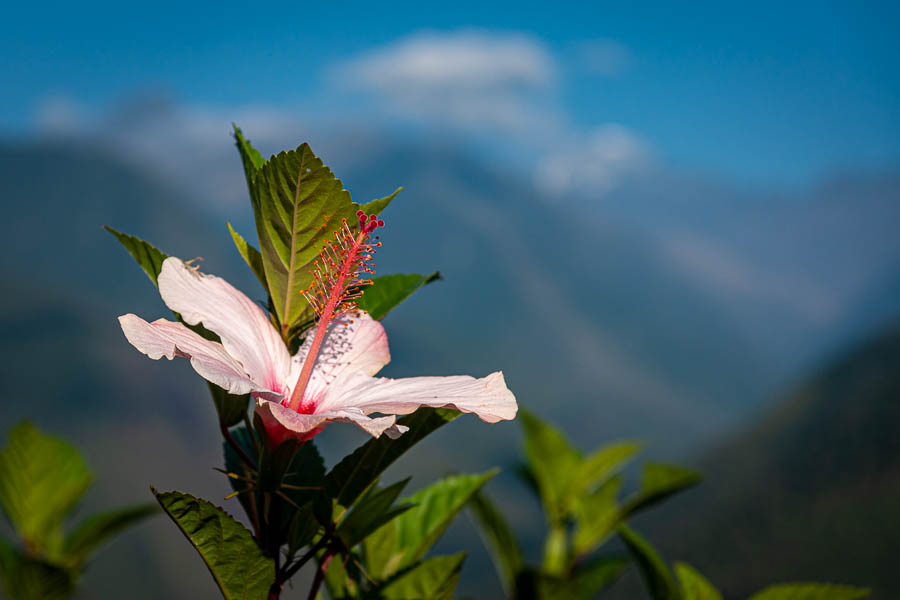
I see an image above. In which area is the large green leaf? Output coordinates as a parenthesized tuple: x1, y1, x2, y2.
(618, 525, 678, 600)
(243, 140, 398, 332)
(57, 504, 158, 568)
(674, 562, 722, 600)
(0, 423, 92, 550)
(624, 462, 702, 515)
(336, 479, 412, 549)
(105, 226, 168, 286)
(153, 490, 275, 600)
(747, 584, 870, 600)
(519, 410, 582, 522)
(467, 491, 523, 597)
(365, 470, 496, 579)
(574, 441, 642, 495)
(378, 553, 466, 600)
(325, 408, 460, 513)
(357, 272, 441, 321)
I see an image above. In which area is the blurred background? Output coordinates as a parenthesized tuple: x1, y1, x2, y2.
(1, 1, 898, 598)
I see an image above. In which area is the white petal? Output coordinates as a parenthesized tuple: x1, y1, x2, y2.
(288, 312, 390, 406)
(321, 371, 517, 423)
(119, 314, 278, 397)
(157, 257, 290, 393)
(256, 399, 406, 441)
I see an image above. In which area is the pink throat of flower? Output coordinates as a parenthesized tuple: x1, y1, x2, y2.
(287, 211, 385, 413)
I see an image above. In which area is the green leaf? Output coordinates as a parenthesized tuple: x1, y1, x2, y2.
(365, 470, 497, 579)
(618, 524, 678, 600)
(227, 223, 268, 291)
(153, 489, 275, 600)
(467, 491, 523, 597)
(378, 553, 466, 600)
(210, 384, 250, 429)
(674, 562, 722, 600)
(222, 425, 260, 519)
(361, 187, 403, 216)
(537, 557, 629, 600)
(357, 272, 441, 321)
(572, 475, 623, 556)
(747, 584, 871, 600)
(0, 423, 92, 550)
(520, 410, 582, 522)
(337, 478, 412, 549)
(105, 225, 168, 285)
(58, 504, 158, 568)
(575, 441, 642, 495)
(325, 408, 460, 513)
(624, 462, 702, 515)
(233, 125, 266, 190)
(247, 141, 398, 332)
(0, 552, 76, 600)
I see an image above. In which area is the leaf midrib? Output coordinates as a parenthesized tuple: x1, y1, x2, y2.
(282, 151, 309, 331)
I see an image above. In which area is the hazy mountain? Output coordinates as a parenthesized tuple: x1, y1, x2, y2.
(635, 325, 900, 599)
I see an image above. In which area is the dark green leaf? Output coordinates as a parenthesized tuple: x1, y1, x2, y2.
(0, 423, 92, 550)
(58, 504, 157, 568)
(366, 470, 497, 578)
(233, 125, 266, 190)
(286, 504, 319, 558)
(248, 141, 398, 332)
(105, 226, 167, 285)
(222, 425, 260, 519)
(618, 524, 678, 600)
(378, 553, 466, 600)
(747, 584, 870, 600)
(227, 223, 267, 291)
(0, 550, 76, 600)
(624, 463, 702, 515)
(325, 408, 460, 513)
(520, 410, 582, 522)
(467, 491, 523, 597)
(358, 272, 441, 321)
(337, 479, 412, 549)
(674, 562, 722, 600)
(153, 489, 274, 600)
(210, 384, 250, 429)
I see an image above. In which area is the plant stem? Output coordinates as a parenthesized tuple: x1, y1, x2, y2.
(307, 551, 333, 600)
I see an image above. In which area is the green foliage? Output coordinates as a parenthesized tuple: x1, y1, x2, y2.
(233, 127, 400, 334)
(104, 225, 168, 286)
(365, 470, 497, 579)
(536, 557, 630, 600)
(618, 525, 679, 600)
(0, 423, 92, 552)
(153, 489, 275, 600)
(337, 479, 413, 549)
(377, 553, 466, 600)
(675, 562, 723, 600)
(227, 222, 268, 290)
(0, 423, 155, 600)
(467, 491, 523, 596)
(624, 462, 702, 514)
(747, 584, 871, 600)
(357, 272, 442, 321)
(325, 408, 460, 513)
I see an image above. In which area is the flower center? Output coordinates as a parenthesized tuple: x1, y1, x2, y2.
(287, 211, 384, 413)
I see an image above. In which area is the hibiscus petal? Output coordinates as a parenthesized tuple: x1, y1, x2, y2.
(287, 312, 390, 405)
(157, 258, 290, 393)
(320, 371, 517, 423)
(256, 399, 407, 443)
(119, 314, 278, 397)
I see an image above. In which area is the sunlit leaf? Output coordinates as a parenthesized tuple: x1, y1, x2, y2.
(358, 272, 441, 321)
(674, 562, 723, 600)
(366, 470, 496, 578)
(378, 553, 466, 600)
(748, 584, 870, 600)
(153, 489, 274, 600)
(325, 408, 460, 513)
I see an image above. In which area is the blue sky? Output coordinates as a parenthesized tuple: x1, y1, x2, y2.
(3, 0, 898, 187)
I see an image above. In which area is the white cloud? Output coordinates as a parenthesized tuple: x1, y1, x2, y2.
(535, 124, 650, 197)
(333, 30, 559, 136)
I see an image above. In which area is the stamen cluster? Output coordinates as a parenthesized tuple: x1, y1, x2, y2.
(302, 210, 384, 321)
